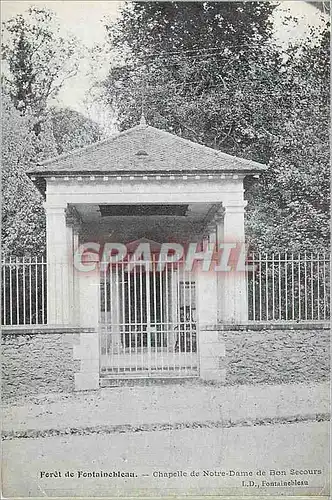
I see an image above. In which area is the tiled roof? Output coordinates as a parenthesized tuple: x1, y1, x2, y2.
(28, 123, 267, 176)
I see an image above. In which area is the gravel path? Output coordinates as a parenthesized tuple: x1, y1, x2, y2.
(2, 412, 330, 441)
(2, 381, 329, 435)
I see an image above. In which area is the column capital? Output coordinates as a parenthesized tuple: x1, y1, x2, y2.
(43, 202, 67, 214)
(223, 200, 248, 213)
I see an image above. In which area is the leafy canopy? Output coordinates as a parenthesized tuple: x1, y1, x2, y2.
(100, 2, 329, 251)
(2, 6, 80, 119)
(1, 7, 102, 256)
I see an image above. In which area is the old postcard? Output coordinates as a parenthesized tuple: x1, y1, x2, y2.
(1, 0, 330, 498)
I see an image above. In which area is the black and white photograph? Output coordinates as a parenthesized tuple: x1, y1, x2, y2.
(1, 0, 330, 498)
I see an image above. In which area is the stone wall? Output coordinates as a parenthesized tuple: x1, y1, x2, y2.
(2, 332, 80, 401)
(2, 326, 329, 400)
(223, 328, 330, 385)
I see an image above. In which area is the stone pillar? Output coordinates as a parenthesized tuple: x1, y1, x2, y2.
(72, 228, 80, 325)
(45, 204, 72, 325)
(215, 212, 224, 323)
(66, 224, 75, 324)
(220, 199, 248, 323)
(74, 253, 100, 391)
(73, 329, 100, 391)
(66, 207, 82, 326)
(197, 263, 225, 382)
(78, 263, 100, 328)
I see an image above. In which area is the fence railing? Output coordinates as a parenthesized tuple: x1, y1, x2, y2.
(99, 259, 198, 377)
(1, 257, 47, 326)
(247, 253, 330, 322)
(1, 253, 330, 326)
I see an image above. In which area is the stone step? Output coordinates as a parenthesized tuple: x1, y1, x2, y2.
(100, 375, 198, 388)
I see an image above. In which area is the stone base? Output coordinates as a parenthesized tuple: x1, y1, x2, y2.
(74, 372, 99, 391)
(73, 329, 100, 390)
(199, 329, 226, 383)
(200, 368, 226, 383)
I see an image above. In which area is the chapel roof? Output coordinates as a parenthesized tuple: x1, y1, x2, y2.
(28, 121, 267, 177)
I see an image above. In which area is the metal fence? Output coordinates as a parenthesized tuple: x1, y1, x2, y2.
(1, 257, 47, 326)
(1, 253, 330, 326)
(247, 253, 330, 321)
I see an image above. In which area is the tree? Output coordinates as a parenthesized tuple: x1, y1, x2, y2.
(101, 2, 279, 162)
(1, 95, 56, 256)
(1, 97, 103, 256)
(100, 2, 329, 251)
(246, 26, 330, 252)
(1, 7, 80, 124)
(1, 7, 103, 256)
(50, 107, 102, 155)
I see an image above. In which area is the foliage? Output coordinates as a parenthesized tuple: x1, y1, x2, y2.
(1, 6, 80, 120)
(1, 95, 53, 256)
(102, 2, 278, 160)
(246, 26, 330, 252)
(50, 107, 102, 155)
(1, 96, 103, 256)
(1, 8, 103, 257)
(100, 2, 330, 251)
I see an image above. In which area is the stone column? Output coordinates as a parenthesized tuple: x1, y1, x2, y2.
(74, 252, 100, 391)
(214, 212, 224, 323)
(72, 227, 80, 325)
(45, 203, 72, 325)
(77, 263, 100, 333)
(197, 249, 225, 382)
(66, 224, 75, 324)
(220, 199, 248, 323)
(66, 207, 82, 326)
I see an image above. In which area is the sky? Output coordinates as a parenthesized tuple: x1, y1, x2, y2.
(1, 1, 328, 130)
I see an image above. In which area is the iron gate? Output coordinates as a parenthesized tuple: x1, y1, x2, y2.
(99, 259, 199, 378)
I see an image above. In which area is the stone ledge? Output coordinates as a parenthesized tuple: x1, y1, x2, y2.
(1, 325, 95, 335)
(200, 321, 330, 332)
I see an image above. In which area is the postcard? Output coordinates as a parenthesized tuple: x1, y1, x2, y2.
(1, 1, 330, 498)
